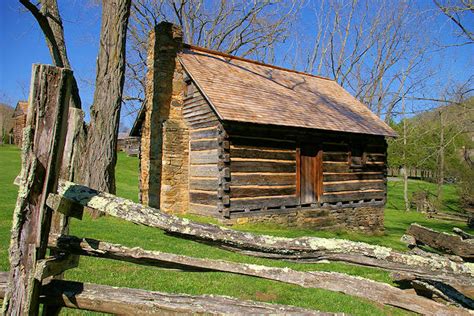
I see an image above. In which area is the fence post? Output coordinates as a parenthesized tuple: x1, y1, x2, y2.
(2, 64, 72, 315)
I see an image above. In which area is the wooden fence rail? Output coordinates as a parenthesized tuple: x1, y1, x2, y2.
(2, 64, 472, 315)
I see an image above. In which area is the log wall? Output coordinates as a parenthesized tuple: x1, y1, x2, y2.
(321, 141, 387, 204)
(183, 82, 227, 216)
(228, 136, 298, 212)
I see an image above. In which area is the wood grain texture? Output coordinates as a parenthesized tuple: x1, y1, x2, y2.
(3, 64, 72, 316)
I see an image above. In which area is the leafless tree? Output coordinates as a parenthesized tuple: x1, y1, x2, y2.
(20, 0, 131, 194)
(123, 0, 299, 115)
(294, 0, 432, 122)
(434, 0, 474, 45)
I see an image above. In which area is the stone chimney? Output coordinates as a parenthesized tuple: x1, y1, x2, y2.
(139, 22, 189, 213)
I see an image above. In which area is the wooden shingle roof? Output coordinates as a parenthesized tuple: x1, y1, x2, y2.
(179, 46, 396, 137)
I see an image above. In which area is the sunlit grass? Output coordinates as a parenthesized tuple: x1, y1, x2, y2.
(0, 145, 469, 315)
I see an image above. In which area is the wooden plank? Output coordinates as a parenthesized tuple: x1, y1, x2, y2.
(190, 191, 218, 204)
(230, 186, 296, 198)
(190, 127, 219, 140)
(231, 173, 295, 186)
(189, 178, 219, 191)
(323, 172, 384, 182)
(230, 147, 295, 160)
(3, 64, 72, 316)
(323, 162, 385, 173)
(323, 181, 385, 193)
(230, 196, 298, 211)
(190, 149, 219, 164)
(190, 165, 219, 177)
(321, 190, 385, 203)
(185, 111, 218, 123)
(190, 139, 219, 151)
(231, 161, 296, 173)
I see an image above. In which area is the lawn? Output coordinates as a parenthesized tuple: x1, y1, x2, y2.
(0, 145, 471, 315)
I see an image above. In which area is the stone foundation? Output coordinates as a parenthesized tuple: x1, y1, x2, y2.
(223, 206, 384, 233)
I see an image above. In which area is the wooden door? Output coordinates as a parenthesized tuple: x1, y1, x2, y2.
(298, 145, 323, 204)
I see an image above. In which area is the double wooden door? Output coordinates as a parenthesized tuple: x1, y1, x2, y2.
(298, 145, 323, 204)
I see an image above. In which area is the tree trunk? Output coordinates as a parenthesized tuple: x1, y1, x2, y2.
(437, 110, 445, 205)
(77, 0, 132, 195)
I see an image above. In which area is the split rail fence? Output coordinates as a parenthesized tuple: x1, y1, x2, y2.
(1, 64, 472, 315)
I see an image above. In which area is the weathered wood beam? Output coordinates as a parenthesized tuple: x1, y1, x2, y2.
(391, 272, 474, 309)
(453, 227, 474, 240)
(407, 224, 474, 260)
(3, 64, 72, 316)
(0, 272, 328, 315)
(46, 193, 84, 220)
(34, 254, 79, 281)
(53, 182, 474, 287)
(49, 235, 470, 315)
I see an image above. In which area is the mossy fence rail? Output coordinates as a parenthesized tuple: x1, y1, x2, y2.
(1, 64, 472, 316)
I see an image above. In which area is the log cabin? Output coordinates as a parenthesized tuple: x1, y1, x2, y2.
(130, 22, 397, 233)
(12, 100, 28, 147)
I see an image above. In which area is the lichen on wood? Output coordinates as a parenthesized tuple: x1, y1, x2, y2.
(56, 181, 474, 287)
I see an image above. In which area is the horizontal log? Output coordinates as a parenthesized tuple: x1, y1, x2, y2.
(190, 191, 218, 204)
(46, 194, 84, 220)
(321, 190, 385, 203)
(190, 165, 219, 177)
(231, 161, 296, 173)
(230, 136, 295, 150)
(406, 224, 474, 260)
(323, 172, 384, 182)
(323, 162, 385, 173)
(185, 112, 218, 124)
(55, 181, 474, 286)
(189, 178, 219, 191)
(323, 152, 349, 162)
(190, 139, 220, 151)
(183, 106, 213, 118)
(230, 196, 298, 211)
(188, 120, 220, 129)
(189, 203, 218, 216)
(231, 173, 296, 186)
(323, 181, 385, 193)
(230, 186, 296, 198)
(35, 278, 327, 315)
(230, 147, 295, 161)
(190, 127, 220, 140)
(34, 254, 79, 281)
(190, 149, 219, 164)
(45, 236, 469, 315)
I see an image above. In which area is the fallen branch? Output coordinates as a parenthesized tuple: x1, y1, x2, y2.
(48, 235, 469, 315)
(0, 272, 328, 315)
(56, 182, 474, 286)
(407, 224, 474, 260)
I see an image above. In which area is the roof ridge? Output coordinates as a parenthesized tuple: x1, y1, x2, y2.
(183, 44, 334, 82)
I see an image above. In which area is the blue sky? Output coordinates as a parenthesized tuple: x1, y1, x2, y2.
(1, 0, 473, 128)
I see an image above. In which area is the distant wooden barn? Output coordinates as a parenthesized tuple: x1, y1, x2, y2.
(12, 101, 28, 147)
(131, 22, 396, 232)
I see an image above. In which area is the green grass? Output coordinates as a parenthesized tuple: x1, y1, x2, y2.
(0, 145, 471, 315)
